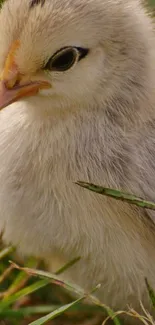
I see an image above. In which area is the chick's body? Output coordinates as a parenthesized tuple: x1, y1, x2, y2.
(0, 0, 155, 322)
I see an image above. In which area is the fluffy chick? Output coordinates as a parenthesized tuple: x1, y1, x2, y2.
(0, 0, 155, 323)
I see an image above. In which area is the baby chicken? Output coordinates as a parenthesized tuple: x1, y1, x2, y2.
(0, 0, 155, 322)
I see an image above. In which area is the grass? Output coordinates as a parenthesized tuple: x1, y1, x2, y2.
(1, 0, 155, 324)
(0, 250, 111, 325)
(0, 244, 155, 325)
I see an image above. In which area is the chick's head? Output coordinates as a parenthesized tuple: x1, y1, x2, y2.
(0, 0, 153, 118)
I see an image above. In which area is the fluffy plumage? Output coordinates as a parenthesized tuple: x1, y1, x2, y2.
(0, 0, 155, 323)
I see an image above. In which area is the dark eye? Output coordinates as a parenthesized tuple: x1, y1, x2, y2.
(44, 47, 78, 72)
(44, 47, 89, 72)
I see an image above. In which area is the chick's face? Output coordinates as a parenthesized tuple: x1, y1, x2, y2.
(0, 0, 108, 112)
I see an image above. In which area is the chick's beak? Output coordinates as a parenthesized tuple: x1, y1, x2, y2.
(0, 40, 51, 111)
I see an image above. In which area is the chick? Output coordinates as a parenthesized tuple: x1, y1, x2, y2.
(0, 0, 155, 322)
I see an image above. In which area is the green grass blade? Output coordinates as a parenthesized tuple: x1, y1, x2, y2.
(0, 246, 15, 260)
(55, 256, 80, 275)
(76, 181, 155, 210)
(0, 305, 59, 319)
(0, 279, 49, 310)
(3, 258, 38, 298)
(29, 297, 85, 325)
(145, 278, 155, 308)
(11, 262, 100, 301)
(0, 303, 103, 319)
(105, 307, 122, 325)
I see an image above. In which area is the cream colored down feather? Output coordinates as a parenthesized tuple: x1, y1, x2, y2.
(0, 0, 155, 323)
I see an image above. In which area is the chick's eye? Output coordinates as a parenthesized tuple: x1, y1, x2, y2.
(44, 47, 78, 72)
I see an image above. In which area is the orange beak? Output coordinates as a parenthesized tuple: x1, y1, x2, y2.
(0, 40, 51, 111)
